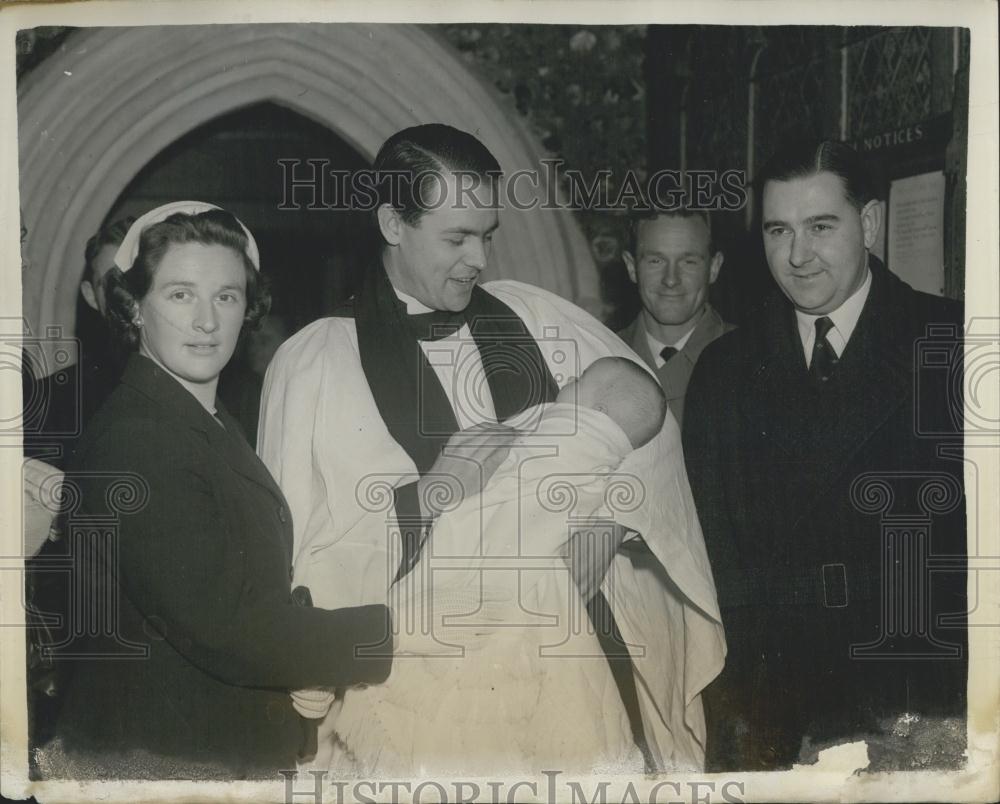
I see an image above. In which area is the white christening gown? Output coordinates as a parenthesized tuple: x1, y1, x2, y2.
(324, 404, 646, 777)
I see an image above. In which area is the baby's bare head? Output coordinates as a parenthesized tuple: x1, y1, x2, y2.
(556, 356, 667, 449)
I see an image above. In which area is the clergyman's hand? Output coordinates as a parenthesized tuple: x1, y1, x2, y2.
(416, 422, 519, 521)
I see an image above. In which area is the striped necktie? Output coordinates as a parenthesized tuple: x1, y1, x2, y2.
(809, 316, 837, 383)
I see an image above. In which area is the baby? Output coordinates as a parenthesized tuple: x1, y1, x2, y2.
(297, 356, 668, 776)
(554, 355, 667, 450)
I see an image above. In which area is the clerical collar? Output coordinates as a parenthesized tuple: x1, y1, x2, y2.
(795, 263, 872, 357)
(392, 285, 435, 314)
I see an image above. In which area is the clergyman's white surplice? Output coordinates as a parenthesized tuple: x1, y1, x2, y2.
(332, 403, 643, 776)
(257, 280, 726, 773)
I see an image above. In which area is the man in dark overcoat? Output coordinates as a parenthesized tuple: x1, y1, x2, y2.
(683, 140, 967, 770)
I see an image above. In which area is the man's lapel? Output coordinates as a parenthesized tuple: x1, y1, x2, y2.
(620, 316, 682, 402)
(684, 305, 731, 365)
(620, 316, 657, 373)
(663, 307, 726, 399)
(741, 270, 909, 526)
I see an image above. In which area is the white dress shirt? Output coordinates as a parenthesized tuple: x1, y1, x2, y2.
(645, 320, 697, 369)
(795, 267, 872, 368)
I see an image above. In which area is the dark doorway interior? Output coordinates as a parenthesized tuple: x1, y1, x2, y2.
(104, 102, 374, 331)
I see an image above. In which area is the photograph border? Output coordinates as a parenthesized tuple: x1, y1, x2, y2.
(2, 2, 997, 802)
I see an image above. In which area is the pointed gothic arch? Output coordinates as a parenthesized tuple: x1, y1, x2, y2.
(18, 23, 599, 369)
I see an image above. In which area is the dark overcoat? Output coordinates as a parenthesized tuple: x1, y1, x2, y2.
(56, 355, 391, 778)
(683, 260, 967, 769)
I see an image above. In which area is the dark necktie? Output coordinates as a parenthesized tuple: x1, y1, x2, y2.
(659, 345, 678, 363)
(809, 316, 837, 383)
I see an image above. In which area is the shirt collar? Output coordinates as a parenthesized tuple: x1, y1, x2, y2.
(392, 285, 435, 314)
(644, 311, 700, 365)
(795, 262, 872, 351)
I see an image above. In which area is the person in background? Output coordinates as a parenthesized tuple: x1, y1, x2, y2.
(80, 217, 134, 317)
(24, 216, 135, 469)
(77, 216, 136, 425)
(49, 202, 391, 779)
(617, 209, 734, 428)
(683, 140, 967, 770)
(23, 216, 136, 755)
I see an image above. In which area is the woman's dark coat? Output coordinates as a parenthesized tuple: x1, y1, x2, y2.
(57, 355, 391, 778)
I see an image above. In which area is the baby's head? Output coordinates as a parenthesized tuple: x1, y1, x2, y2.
(556, 356, 667, 450)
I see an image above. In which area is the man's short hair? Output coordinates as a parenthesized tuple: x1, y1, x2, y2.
(757, 139, 876, 212)
(372, 124, 502, 225)
(627, 208, 717, 258)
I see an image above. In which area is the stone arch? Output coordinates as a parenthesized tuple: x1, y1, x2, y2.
(18, 24, 599, 370)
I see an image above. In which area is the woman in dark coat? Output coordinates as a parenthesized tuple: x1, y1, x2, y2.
(52, 202, 391, 779)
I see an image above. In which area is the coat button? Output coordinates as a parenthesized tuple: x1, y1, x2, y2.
(278, 505, 288, 523)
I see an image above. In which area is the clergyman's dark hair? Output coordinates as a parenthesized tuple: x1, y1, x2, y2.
(757, 139, 877, 211)
(104, 209, 270, 349)
(372, 123, 502, 226)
